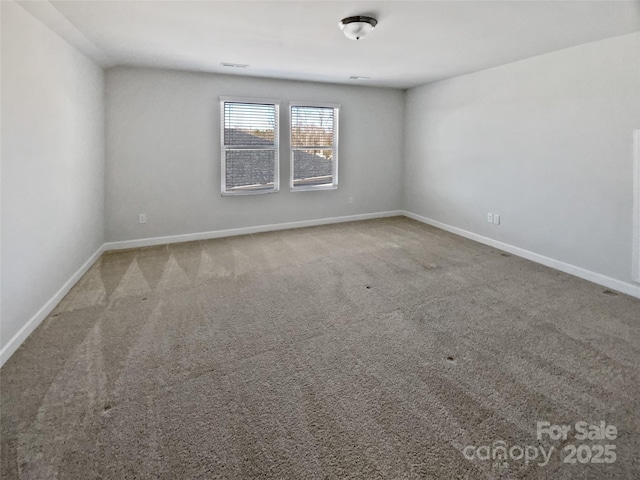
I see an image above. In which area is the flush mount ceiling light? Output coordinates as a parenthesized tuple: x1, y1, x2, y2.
(339, 15, 378, 40)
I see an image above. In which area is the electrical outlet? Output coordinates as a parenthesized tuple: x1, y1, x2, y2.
(487, 213, 493, 223)
(138, 213, 147, 224)
(348, 196, 354, 204)
(493, 214, 500, 225)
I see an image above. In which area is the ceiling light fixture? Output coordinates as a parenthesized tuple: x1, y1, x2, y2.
(339, 15, 378, 41)
(349, 76, 371, 80)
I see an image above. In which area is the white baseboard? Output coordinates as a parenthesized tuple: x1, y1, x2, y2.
(401, 210, 640, 299)
(1, 211, 403, 367)
(104, 211, 403, 251)
(4, 208, 636, 368)
(633, 130, 640, 283)
(0, 244, 106, 367)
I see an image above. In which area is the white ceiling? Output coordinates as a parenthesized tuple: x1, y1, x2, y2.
(19, 0, 640, 89)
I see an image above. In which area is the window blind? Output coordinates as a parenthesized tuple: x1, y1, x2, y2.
(221, 99, 279, 194)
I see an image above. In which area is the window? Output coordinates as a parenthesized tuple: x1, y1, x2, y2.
(221, 97, 279, 195)
(290, 103, 339, 191)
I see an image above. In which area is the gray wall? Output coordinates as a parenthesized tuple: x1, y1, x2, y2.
(105, 67, 404, 241)
(2, 7, 637, 361)
(404, 32, 640, 285)
(1, 2, 105, 352)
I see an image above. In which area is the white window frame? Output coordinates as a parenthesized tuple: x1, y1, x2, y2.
(289, 102, 340, 192)
(220, 96, 280, 196)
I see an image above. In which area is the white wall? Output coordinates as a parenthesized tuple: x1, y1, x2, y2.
(404, 32, 640, 286)
(1, 1, 105, 357)
(105, 67, 404, 241)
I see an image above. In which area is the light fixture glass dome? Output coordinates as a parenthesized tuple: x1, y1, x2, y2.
(339, 16, 378, 41)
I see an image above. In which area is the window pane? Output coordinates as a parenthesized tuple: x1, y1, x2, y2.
(226, 150, 276, 191)
(293, 149, 334, 187)
(224, 128, 274, 146)
(291, 106, 335, 147)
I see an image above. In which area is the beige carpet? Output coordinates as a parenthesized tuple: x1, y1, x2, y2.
(1, 217, 639, 479)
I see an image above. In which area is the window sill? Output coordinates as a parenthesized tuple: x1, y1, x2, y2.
(221, 188, 279, 196)
(290, 185, 338, 193)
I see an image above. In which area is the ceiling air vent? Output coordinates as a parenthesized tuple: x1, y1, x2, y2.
(221, 63, 249, 68)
